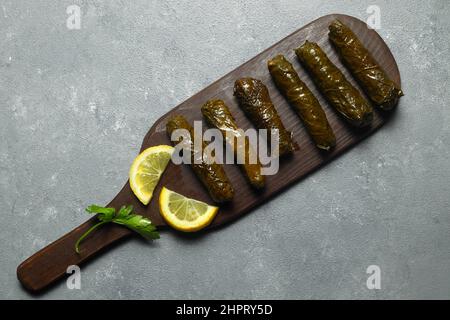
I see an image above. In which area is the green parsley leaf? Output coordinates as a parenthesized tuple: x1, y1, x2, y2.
(75, 204, 159, 253)
(85, 205, 115, 221)
(113, 205, 160, 240)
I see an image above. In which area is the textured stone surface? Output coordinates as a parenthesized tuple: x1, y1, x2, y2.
(1, 0, 449, 299)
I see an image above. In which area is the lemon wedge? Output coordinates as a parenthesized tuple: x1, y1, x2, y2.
(129, 145, 174, 205)
(159, 187, 219, 232)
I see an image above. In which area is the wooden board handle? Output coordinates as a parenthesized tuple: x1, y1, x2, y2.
(17, 216, 132, 292)
(16, 182, 159, 292)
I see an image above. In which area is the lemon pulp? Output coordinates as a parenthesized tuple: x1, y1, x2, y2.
(159, 187, 219, 232)
(129, 145, 174, 205)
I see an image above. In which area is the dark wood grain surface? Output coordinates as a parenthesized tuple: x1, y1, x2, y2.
(17, 14, 401, 293)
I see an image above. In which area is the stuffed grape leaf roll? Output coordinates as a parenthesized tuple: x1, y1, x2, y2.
(234, 78, 294, 157)
(295, 41, 373, 128)
(166, 115, 234, 203)
(268, 54, 336, 151)
(201, 99, 265, 189)
(328, 19, 403, 110)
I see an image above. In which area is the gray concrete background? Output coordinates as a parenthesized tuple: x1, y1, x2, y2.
(1, 0, 449, 299)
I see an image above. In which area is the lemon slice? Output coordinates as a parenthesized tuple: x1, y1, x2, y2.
(159, 187, 219, 232)
(129, 145, 174, 205)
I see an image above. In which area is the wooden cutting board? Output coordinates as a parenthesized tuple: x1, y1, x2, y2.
(17, 13, 402, 293)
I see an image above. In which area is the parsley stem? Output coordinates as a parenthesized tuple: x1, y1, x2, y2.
(75, 221, 109, 254)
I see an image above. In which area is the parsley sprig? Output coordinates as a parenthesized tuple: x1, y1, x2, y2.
(75, 205, 159, 253)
